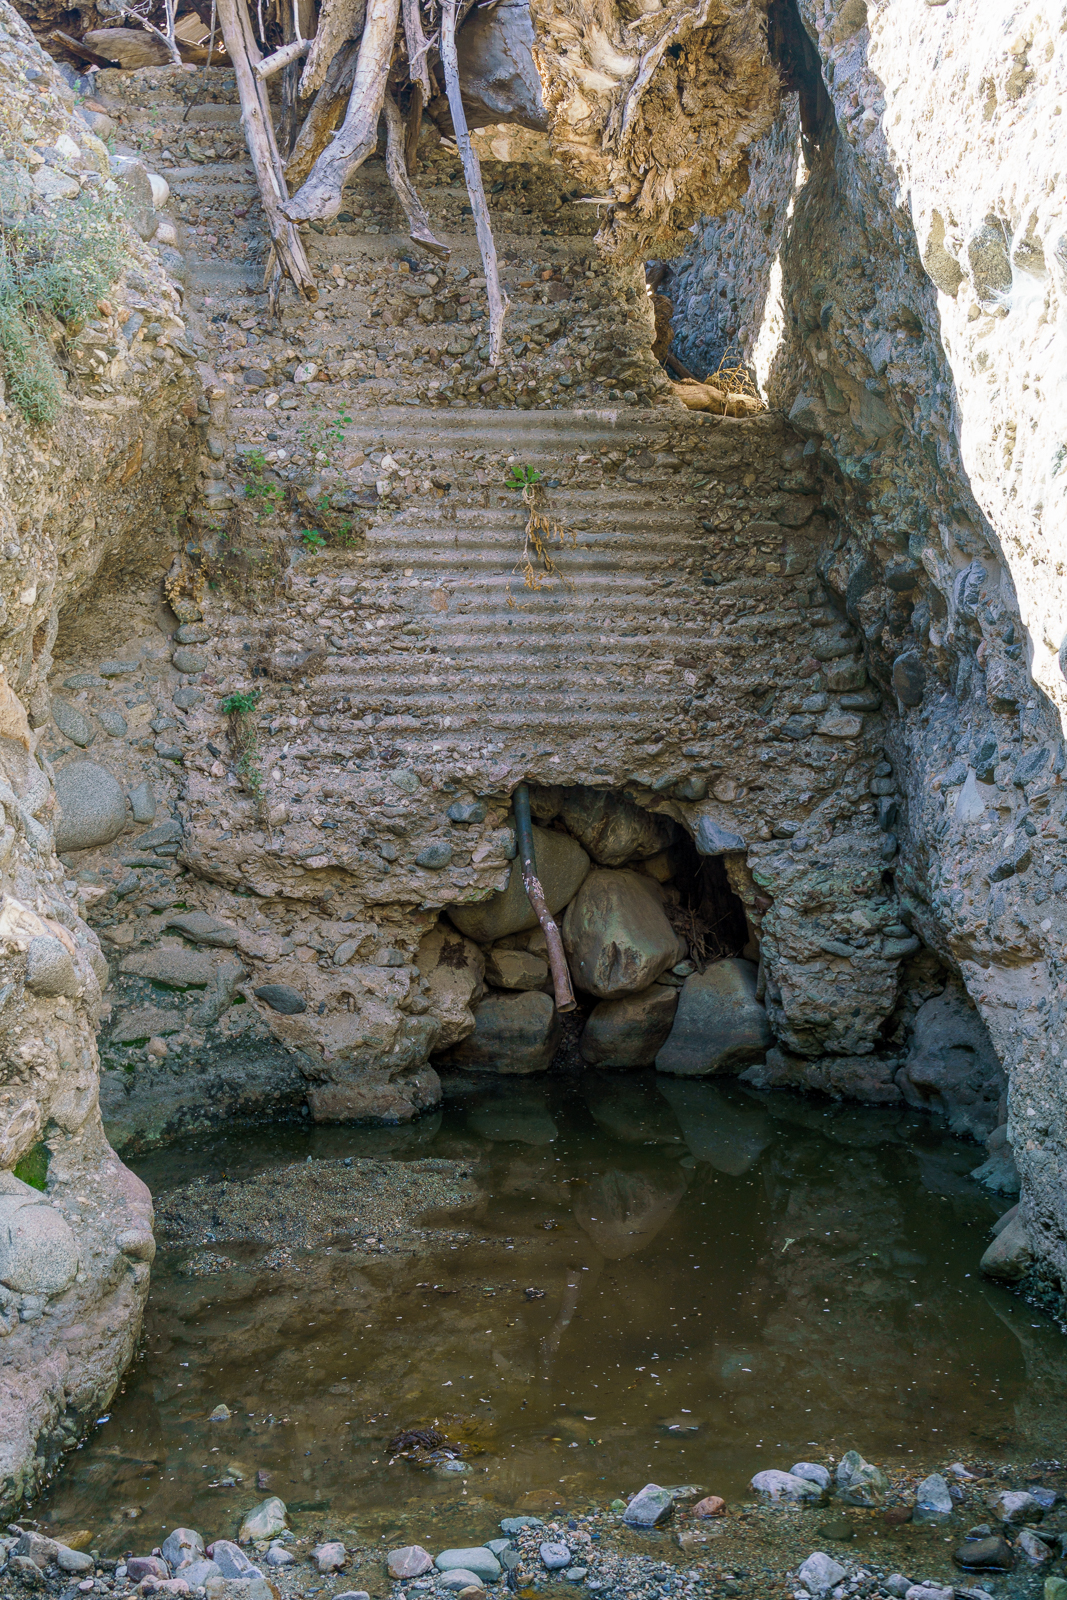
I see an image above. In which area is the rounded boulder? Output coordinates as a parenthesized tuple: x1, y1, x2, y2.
(0, 1178, 79, 1295)
(447, 825, 589, 943)
(53, 760, 128, 852)
(563, 869, 685, 999)
(442, 990, 561, 1074)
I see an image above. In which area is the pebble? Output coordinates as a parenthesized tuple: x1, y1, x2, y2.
(315, 1540, 348, 1572)
(791, 1463, 832, 1491)
(172, 646, 207, 673)
(389, 1546, 435, 1578)
(540, 1542, 573, 1569)
(500, 1518, 543, 1535)
(438, 1570, 488, 1590)
(751, 1469, 826, 1504)
(798, 1551, 847, 1596)
(954, 1536, 1014, 1570)
(692, 1496, 726, 1518)
(622, 1483, 675, 1527)
(913, 1473, 953, 1521)
(988, 1488, 1041, 1522)
(52, 697, 95, 746)
(1017, 1529, 1054, 1564)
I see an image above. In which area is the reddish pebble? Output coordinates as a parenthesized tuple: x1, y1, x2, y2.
(884, 1506, 912, 1525)
(693, 1496, 727, 1518)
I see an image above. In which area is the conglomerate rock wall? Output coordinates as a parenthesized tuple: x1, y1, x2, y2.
(669, 0, 1067, 1285)
(0, 0, 201, 1515)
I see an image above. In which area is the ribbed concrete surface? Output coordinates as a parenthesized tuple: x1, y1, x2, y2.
(306, 407, 791, 772)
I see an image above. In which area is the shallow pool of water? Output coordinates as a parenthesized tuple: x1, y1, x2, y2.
(35, 1074, 1067, 1552)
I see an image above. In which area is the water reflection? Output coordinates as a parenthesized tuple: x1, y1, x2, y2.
(34, 1075, 1067, 1552)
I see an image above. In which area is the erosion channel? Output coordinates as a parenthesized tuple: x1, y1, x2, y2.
(0, 0, 1066, 1595)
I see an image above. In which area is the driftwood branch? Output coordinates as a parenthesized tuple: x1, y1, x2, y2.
(284, 37, 359, 187)
(404, 80, 423, 173)
(401, 0, 433, 98)
(49, 27, 117, 66)
(299, 0, 366, 97)
(382, 92, 450, 258)
(283, 0, 399, 222)
(513, 784, 576, 1013)
(440, 0, 507, 362)
(119, 2, 183, 66)
(215, 0, 318, 305)
(255, 36, 310, 77)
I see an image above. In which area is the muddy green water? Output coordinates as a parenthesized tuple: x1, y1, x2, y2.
(36, 1076, 1067, 1552)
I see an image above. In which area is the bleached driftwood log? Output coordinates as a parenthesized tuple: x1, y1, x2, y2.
(382, 92, 450, 257)
(215, 0, 318, 304)
(439, 0, 507, 361)
(282, 0, 400, 222)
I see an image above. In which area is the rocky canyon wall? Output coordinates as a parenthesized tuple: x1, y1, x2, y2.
(670, 0, 1067, 1289)
(0, 0, 202, 1513)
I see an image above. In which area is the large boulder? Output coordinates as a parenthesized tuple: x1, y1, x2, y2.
(580, 983, 679, 1068)
(553, 787, 677, 867)
(563, 869, 684, 998)
(53, 759, 127, 851)
(447, 826, 589, 943)
(897, 980, 1004, 1138)
(0, 1173, 79, 1295)
(416, 925, 485, 1049)
(655, 958, 770, 1076)
(442, 990, 561, 1073)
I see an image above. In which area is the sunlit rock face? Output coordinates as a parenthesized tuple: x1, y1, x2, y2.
(670, 0, 1067, 1290)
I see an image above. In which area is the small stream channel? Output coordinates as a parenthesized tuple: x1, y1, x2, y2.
(36, 1075, 1067, 1555)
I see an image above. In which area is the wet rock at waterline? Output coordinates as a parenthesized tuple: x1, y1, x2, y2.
(236, 1496, 288, 1541)
(896, 981, 1004, 1140)
(416, 925, 486, 1049)
(579, 982, 679, 1068)
(441, 989, 561, 1073)
(563, 869, 685, 998)
(459, 991, 560, 1076)
(835, 1450, 889, 1507)
(622, 1483, 675, 1526)
(750, 1469, 828, 1504)
(656, 959, 770, 1076)
(52, 759, 128, 851)
(979, 1210, 1033, 1281)
(447, 826, 589, 942)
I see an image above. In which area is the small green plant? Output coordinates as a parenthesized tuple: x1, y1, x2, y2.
(220, 689, 265, 813)
(505, 463, 541, 491)
(13, 1142, 49, 1192)
(0, 187, 127, 425)
(241, 450, 286, 520)
(300, 528, 327, 551)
